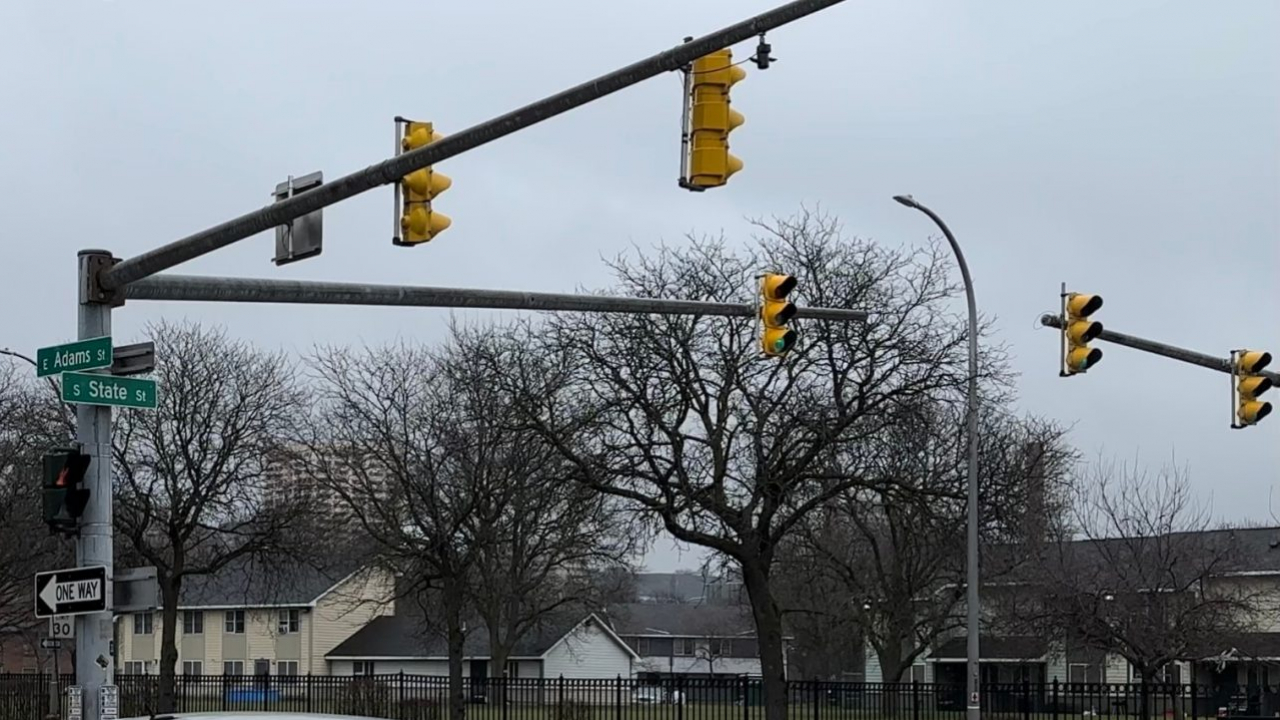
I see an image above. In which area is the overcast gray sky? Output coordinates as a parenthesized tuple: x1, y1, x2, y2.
(2, 1, 1276, 572)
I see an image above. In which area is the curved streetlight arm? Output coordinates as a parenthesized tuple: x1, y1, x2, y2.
(893, 194, 981, 720)
(0, 347, 78, 435)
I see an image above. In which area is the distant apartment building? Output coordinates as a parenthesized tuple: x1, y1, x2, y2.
(263, 447, 391, 528)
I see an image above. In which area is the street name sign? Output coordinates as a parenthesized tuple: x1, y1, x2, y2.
(36, 336, 112, 377)
(61, 371, 157, 410)
(34, 566, 108, 618)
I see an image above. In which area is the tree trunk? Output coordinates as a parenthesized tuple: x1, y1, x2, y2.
(1138, 666, 1156, 720)
(157, 576, 182, 714)
(444, 579, 467, 720)
(741, 558, 788, 720)
(876, 642, 907, 715)
(489, 638, 511, 705)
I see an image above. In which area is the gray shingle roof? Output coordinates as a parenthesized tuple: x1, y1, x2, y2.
(327, 613, 611, 659)
(605, 602, 754, 638)
(177, 558, 361, 607)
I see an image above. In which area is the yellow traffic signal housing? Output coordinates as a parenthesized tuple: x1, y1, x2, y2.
(395, 121, 452, 246)
(1061, 292, 1103, 375)
(760, 273, 798, 356)
(1232, 350, 1273, 428)
(685, 49, 746, 189)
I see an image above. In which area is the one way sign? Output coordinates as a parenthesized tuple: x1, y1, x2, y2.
(34, 566, 108, 618)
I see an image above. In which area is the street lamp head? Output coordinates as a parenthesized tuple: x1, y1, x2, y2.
(892, 194, 918, 209)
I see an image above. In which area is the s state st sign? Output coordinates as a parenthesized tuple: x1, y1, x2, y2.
(34, 566, 108, 618)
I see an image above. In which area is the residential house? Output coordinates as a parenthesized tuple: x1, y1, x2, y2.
(865, 526, 1280, 714)
(607, 602, 778, 680)
(115, 561, 393, 677)
(325, 612, 637, 681)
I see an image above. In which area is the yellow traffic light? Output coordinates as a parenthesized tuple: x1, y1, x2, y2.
(394, 120, 452, 246)
(760, 273, 798, 356)
(1061, 292, 1103, 375)
(1232, 350, 1273, 428)
(685, 49, 746, 190)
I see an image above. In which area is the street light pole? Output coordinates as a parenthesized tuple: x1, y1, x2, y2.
(893, 195, 981, 720)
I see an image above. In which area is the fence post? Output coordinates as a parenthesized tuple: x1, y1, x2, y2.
(1052, 678, 1059, 720)
(677, 674, 685, 720)
(911, 679, 920, 720)
(615, 674, 623, 720)
(742, 676, 750, 720)
(504, 672, 510, 720)
(814, 680, 820, 720)
(558, 674, 565, 718)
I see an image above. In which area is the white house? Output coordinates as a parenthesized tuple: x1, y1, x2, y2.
(326, 612, 638, 681)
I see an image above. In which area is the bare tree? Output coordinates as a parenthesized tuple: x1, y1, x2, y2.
(0, 364, 73, 635)
(112, 321, 305, 713)
(1018, 459, 1265, 715)
(784, 401, 1075, 683)
(446, 325, 642, 689)
(307, 340, 504, 720)
(499, 210, 999, 720)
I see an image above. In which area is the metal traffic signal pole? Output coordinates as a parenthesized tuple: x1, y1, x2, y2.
(1040, 314, 1280, 385)
(92, 0, 848, 294)
(123, 274, 869, 323)
(75, 250, 117, 720)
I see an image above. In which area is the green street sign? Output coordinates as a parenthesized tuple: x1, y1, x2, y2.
(36, 336, 113, 377)
(61, 371, 157, 410)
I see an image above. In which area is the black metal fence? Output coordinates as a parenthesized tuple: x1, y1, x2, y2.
(0, 675, 1266, 720)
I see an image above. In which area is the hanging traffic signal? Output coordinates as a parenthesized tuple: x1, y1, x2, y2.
(682, 49, 746, 190)
(42, 447, 91, 536)
(1060, 292, 1103, 375)
(1232, 350, 1273, 428)
(393, 119, 452, 246)
(760, 273, 798, 356)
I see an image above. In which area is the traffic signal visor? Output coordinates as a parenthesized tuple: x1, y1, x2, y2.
(1236, 350, 1273, 426)
(1063, 292, 1104, 374)
(760, 273, 798, 356)
(397, 121, 452, 245)
(687, 50, 746, 189)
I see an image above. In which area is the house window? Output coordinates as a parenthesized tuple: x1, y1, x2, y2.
(183, 611, 204, 635)
(124, 661, 146, 675)
(710, 639, 732, 656)
(907, 664, 927, 683)
(278, 608, 300, 634)
(278, 660, 300, 680)
(223, 661, 245, 676)
(506, 661, 519, 678)
(635, 638, 652, 656)
(674, 638, 696, 656)
(133, 613, 153, 635)
(224, 610, 245, 634)
(353, 661, 375, 676)
(182, 661, 203, 676)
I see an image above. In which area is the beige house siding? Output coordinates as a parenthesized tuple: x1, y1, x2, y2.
(308, 569, 396, 675)
(113, 566, 395, 677)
